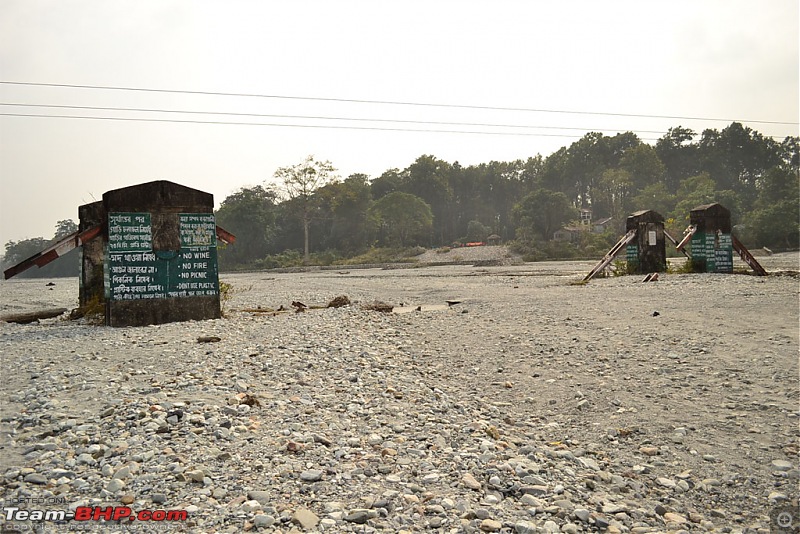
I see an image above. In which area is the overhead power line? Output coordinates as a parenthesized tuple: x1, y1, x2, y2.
(0, 102, 670, 135)
(1, 80, 797, 126)
(1, 104, 792, 141)
(0, 111, 664, 140)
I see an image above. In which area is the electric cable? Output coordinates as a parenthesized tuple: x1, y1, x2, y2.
(1, 80, 796, 126)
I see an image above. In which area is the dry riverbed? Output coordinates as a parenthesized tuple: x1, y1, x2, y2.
(0, 253, 798, 533)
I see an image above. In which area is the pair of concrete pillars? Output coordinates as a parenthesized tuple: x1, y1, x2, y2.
(625, 203, 735, 275)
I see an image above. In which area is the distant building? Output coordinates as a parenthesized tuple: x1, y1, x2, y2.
(579, 209, 592, 226)
(553, 225, 584, 242)
(592, 217, 614, 234)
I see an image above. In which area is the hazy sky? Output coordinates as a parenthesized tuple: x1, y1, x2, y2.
(1, 0, 798, 249)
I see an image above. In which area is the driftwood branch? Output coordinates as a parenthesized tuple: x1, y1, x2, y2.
(0, 308, 68, 324)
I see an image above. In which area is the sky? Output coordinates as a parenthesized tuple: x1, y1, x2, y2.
(1, 0, 798, 249)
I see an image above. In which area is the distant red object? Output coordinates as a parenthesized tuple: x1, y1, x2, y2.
(465, 242, 485, 247)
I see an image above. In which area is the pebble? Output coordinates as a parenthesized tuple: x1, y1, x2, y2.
(578, 457, 600, 471)
(293, 508, 319, 529)
(105, 479, 125, 492)
(772, 459, 793, 471)
(515, 521, 538, 534)
(247, 490, 270, 504)
(463, 472, 482, 490)
(300, 469, 323, 482)
(768, 491, 789, 503)
(656, 477, 676, 488)
(241, 500, 262, 513)
(186, 469, 205, 482)
(253, 514, 275, 528)
(422, 472, 440, 483)
(480, 519, 503, 532)
(520, 494, 546, 508)
(22, 473, 47, 485)
(602, 503, 627, 514)
(663, 512, 687, 524)
(594, 516, 611, 529)
(344, 510, 369, 524)
(574, 508, 591, 522)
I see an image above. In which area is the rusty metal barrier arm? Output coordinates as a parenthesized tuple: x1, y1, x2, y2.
(215, 226, 236, 245)
(583, 229, 637, 282)
(665, 229, 691, 258)
(731, 234, 767, 276)
(3, 225, 102, 280)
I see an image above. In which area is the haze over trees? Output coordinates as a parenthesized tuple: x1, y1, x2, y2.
(2, 123, 798, 276)
(211, 122, 796, 269)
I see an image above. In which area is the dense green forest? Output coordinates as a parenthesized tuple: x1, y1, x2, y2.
(3, 122, 798, 277)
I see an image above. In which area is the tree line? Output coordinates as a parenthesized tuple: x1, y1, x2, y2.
(216, 122, 798, 269)
(2, 122, 798, 276)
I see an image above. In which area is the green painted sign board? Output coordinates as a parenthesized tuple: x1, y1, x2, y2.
(690, 231, 733, 273)
(714, 233, 733, 273)
(626, 244, 639, 267)
(106, 212, 218, 301)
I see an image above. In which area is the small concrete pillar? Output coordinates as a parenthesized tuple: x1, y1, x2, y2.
(625, 210, 667, 274)
(689, 203, 734, 273)
(79, 180, 222, 327)
(78, 201, 105, 308)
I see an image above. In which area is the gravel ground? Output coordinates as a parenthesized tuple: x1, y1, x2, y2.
(0, 252, 797, 533)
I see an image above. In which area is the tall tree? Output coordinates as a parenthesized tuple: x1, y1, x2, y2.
(215, 185, 278, 268)
(595, 168, 633, 220)
(275, 155, 338, 263)
(555, 132, 641, 209)
(697, 122, 782, 208)
(670, 173, 717, 226)
(370, 168, 404, 200)
(744, 164, 800, 249)
(401, 155, 454, 244)
(367, 192, 433, 247)
(631, 183, 676, 221)
(655, 126, 699, 192)
(619, 144, 667, 193)
(779, 136, 799, 170)
(466, 220, 490, 242)
(55, 219, 79, 238)
(563, 132, 607, 207)
(520, 155, 545, 192)
(316, 174, 373, 253)
(539, 147, 569, 194)
(513, 189, 578, 242)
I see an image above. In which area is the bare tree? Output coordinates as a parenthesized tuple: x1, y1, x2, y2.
(274, 155, 338, 263)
